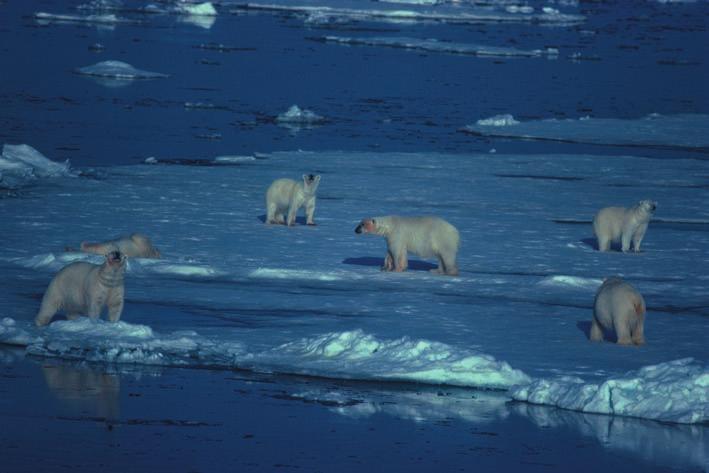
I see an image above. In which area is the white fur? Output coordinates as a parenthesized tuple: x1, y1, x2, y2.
(265, 174, 321, 226)
(79, 233, 160, 258)
(35, 253, 127, 327)
(593, 200, 657, 252)
(591, 277, 646, 346)
(355, 215, 460, 276)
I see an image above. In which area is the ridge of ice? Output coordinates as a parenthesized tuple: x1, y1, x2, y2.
(511, 358, 709, 424)
(0, 144, 74, 189)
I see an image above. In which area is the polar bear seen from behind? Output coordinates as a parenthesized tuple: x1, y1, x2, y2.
(35, 251, 127, 327)
(591, 277, 646, 346)
(266, 174, 320, 226)
(355, 216, 460, 276)
(593, 200, 657, 252)
(78, 233, 161, 258)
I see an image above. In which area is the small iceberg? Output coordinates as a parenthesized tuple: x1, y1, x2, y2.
(75, 60, 169, 80)
(276, 105, 326, 124)
(175, 1, 217, 16)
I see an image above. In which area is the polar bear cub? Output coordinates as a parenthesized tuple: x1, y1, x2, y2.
(78, 233, 160, 258)
(355, 215, 460, 276)
(35, 251, 127, 327)
(591, 277, 646, 345)
(266, 174, 321, 226)
(593, 200, 657, 252)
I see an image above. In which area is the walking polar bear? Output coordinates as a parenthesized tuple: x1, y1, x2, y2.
(266, 174, 320, 226)
(76, 233, 161, 258)
(35, 251, 127, 327)
(355, 216, 460, 276)
(593, 200, 657, 252)
(591, 277, 646, 346)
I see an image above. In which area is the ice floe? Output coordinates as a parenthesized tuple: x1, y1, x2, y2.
(75, 60, 169, 80)
(317, 36, 559, 58)
(463, 113, 709, 150)
(34, 12, 130, 25)
(511, 358, 709, 424)
(232, 2, 584, 25)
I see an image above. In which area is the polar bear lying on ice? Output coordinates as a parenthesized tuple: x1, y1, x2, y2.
(355, 216, 460, 276)
(35, 251, 127, 327)
(593, 200, 657, 252)
(591, 277, 646, 346)
(74, 233, 161, 259)
(266, 174, 320, 226)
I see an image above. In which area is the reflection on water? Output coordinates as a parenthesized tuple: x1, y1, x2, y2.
(513, 403, 709, 471)
(41, 361, 121, 422)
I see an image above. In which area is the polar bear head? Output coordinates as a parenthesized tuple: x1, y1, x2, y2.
(355, 218, 377, 234)
(105, 251, 127, 270)
(302, 174, 321, 195)
(636, 200, 657, 216)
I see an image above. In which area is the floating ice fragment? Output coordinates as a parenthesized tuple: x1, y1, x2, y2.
(75, 60, 169, 80)
(476, 114, 520, 126)
(213, 155, 256, 164)
(35, 12, 127, 25)
(276, 105, 326, 124)
(175, 1, 217, 16)
(144, 157, 158, 164)
(0, 144, 74, 189)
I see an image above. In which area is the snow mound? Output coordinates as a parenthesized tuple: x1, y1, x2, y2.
(511, 358, 709, 424)
(269, 329, 532, 389)
(0, 318, 40, 346)
(249, 268, 345, 281)
(538, 275, 603, 290)
(25, 318, 246, 366)
(75, 60, 169, 80)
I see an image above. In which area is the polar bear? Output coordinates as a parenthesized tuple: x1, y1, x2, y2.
(591, 277, 646, 345)
(266, 174, 320, 226)
(355, 216, 460, 276)
(35, 251, 127, 327)
(593, 200, 657, 252)
(74, 233, 161, 259)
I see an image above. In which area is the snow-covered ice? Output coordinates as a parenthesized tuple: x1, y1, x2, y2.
(276, 105, 326, 124)
(1, 146, 707, 425)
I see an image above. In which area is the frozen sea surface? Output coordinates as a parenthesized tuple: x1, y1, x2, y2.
(1, 147, 707, 424)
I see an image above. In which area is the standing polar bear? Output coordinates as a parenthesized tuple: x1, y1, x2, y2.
(35, 251, 127, 327)
(76, 233, 161, 258)
(266, 174, 321, 226)
(593, 200, 657, 252)
(355, 216, 460, 276)
(591, 277, 646, 345)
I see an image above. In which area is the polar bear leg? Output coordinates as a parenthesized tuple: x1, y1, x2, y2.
(35, 295, 60, 327)
(631, 321, 645, 346)
(382, 252, 394, 272)
(66, 313, 81, 320)
(266, 203, 277, 224)
(632, 223, 648, 252)
(107, 300, 124, 322)
(589, 318, 604, 342)
(597, 235, 611, 252)
(305, 199, 316, 225)
(441, 252, 459, 276)
(613, 316, 633, 345)
(394, 251, 408, 272)
(620, 223, 635, 253)
(286, 204, 299, 226)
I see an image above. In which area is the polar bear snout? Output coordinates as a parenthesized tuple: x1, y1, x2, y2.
(106, 251, 125, 266)
(355, 219, 376, 234)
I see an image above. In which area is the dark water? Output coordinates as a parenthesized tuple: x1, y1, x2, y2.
(0, 0, 707, 167)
